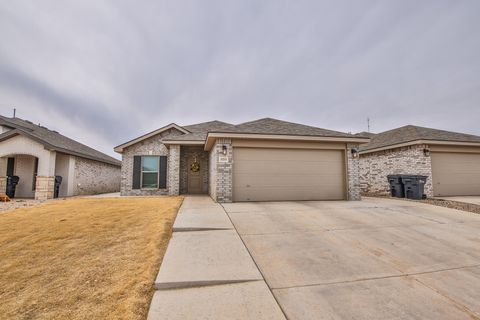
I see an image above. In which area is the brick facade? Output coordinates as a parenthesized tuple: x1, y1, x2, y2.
(180, 146, 209, 194)
(74, 157, 121, 195)
(209, 139, 233, 203)
(359, 144, 433, 197)
(167, 145, 180, 196)
(346, 143, 361, 200)
(120, 132, 362, 202)
(120, 128, 181, 196)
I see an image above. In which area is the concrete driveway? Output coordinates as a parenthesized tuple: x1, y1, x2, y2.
(222, 198, 480, 319)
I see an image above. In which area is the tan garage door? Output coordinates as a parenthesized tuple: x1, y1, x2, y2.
(431, 152, 480, 196)
(233, 148, 346, 202)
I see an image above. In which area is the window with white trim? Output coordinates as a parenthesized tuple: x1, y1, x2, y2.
(141, 156, 159, 188)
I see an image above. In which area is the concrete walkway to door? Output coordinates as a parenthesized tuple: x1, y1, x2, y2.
(147, 196, 285, 320)
(223, 198, 480, 320)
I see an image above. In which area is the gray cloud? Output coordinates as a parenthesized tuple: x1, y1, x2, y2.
(1, 0, 479, 158)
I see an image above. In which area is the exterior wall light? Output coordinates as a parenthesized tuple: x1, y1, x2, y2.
(222, 145, 228, 155)
(351, 148, 359, 158)
(423, 148, 430, 157)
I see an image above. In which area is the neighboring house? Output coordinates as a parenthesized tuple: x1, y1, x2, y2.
(114, 118, 369, 202)
(0, 115, 121, 200)
(359, 125, 480, 197)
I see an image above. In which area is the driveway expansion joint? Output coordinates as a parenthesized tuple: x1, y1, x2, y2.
(270, 263, 480, 291)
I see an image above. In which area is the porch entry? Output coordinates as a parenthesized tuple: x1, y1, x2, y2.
(187, 154, 203, 194)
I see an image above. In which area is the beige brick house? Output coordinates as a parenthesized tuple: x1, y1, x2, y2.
(359, 125, 480, 197)
(114, 118, 369, 202)
(0, 115, 121, 200)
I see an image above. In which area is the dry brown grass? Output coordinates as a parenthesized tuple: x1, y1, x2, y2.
(0, 196, 183, 320)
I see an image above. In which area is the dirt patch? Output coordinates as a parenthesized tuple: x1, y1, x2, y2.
(0, 196, 183, 320)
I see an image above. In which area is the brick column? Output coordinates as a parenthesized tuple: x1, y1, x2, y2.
(214, 139, 233, 203)
(346, 143, 361, 201)
(168, 145, 180, 195)
(0, 176, 6, 195)
(35, 176, 55, 200)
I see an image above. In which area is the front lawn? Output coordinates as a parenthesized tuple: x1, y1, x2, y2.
(0, 196, 183, 319)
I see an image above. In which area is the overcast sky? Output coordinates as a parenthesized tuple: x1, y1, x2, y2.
(1, 1, 479, 158)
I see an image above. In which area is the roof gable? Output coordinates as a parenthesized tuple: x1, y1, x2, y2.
(114, 123, 188, 152)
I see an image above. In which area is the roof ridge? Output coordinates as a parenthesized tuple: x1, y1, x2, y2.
(0, 115, 120, 166)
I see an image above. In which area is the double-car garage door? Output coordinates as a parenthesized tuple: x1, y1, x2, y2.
(233, 147, 346, 202)
(431, 152, 480, 196)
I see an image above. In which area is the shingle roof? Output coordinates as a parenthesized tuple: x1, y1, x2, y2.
(355, 131, 376, 138)
(164, 120, 234, 141)
(209, 118, 358, 138)
(360, 125, 480, 152)
(0, 115, 121, 166)
(182, 120, 233, 133)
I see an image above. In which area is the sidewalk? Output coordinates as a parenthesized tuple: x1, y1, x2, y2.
(147, 196, 285, 320)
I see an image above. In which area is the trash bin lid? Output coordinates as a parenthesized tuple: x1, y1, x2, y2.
(7, 176, 20, 183)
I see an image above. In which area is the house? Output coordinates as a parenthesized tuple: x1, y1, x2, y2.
(0, 115, 121, 200)
(114, 118, 369, 202)
(359, 125, 480, 197)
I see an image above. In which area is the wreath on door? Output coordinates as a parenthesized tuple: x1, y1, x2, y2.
(190, 161, 200, 172)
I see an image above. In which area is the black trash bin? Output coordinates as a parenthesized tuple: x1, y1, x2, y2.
(54, 176, 63, 198)
(6, 175, 20, 198)
(401, 175, 428, 200)
(387, 175, 404, 198)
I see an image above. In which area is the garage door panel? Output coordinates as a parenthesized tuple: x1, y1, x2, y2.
(233, 148, 346, 201)
(234, 162, 344, 175)
(234, 175, 344, 188)
(234, 148, 343, 161)
(235, 186, 345, 202)
(431, 152, 480, 196)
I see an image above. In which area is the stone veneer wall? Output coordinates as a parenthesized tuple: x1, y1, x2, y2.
(180, 146, 209, 194)
(346, 143, 361, 200)
(35, 176, 55, 200)
(0, 176, 6, 195)
(359, 144, 433, 197)
(120, 128, 181, 196)
(74, 157, 121, 195)
(209, 139, 233, 203)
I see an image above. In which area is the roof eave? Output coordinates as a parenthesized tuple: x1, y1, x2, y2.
(204, 132, 370, 151)
(162, 140, 205, 145)
(0, 129, 120, 166)
(359, 139, 480, 154)
(114, 123, 189, 153)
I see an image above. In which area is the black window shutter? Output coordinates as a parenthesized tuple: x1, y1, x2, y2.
(159, 156, 167, 189)
(132, 156, 141, 189)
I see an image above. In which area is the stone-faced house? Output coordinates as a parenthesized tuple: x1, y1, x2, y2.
(114, 118, 369, 202)
(0, 115, 121, 200)
(359, 125, 480, 197)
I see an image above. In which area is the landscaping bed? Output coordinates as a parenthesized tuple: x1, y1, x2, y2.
(364, 193, 480, 215)
(0, 196, 183, 320)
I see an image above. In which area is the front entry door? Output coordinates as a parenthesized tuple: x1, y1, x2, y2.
(187, 155, 203, 194)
